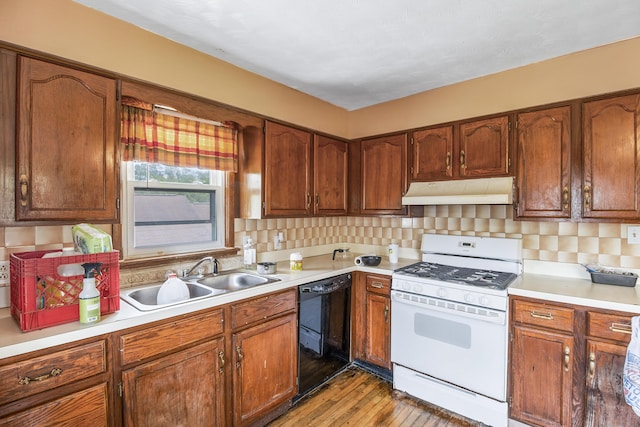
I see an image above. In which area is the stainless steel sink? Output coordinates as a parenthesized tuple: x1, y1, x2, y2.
(197, 272, 277, 290)
(121, 281, 222, 311)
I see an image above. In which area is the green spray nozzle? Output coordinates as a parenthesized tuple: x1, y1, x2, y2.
(81, 262, 102, 279)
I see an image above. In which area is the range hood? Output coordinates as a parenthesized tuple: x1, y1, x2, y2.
(402, 177, 514, 205)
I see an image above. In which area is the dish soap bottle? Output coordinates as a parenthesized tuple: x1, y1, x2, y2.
(244, 237, 256, 269)
(79, 262, 102, 324)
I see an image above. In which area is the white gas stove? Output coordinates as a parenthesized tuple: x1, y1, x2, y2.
(391, 234, 522, 427)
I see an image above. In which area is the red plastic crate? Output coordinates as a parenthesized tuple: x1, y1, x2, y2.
(10, 250, 120, 332)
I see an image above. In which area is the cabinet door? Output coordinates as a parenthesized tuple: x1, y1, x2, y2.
(365, 293, 391, 370)
(582, 94, 640, 219)
(585, 340, 640, 427)
(516, 106, 572, 219)
(122, 338, 226, 427)
(232, 313, 297, 426)
(411, 125, 454, 181)
(459, 115, 511, 177)
(360, 134, 408, 215)
(264, 121, 312, 217)
(16, 56, 118, 221)
(510, 325, 574, 427)
(314, 135, 348, 215)
(0, 383, 108, 427)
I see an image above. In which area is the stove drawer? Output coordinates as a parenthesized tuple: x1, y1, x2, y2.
(512, 299, 574, 332)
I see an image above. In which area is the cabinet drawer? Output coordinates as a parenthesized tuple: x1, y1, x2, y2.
(366, 274, 391, 295)
(231, 289, 296, 330)
(0, 339, 106, 404)
(588, 311, 634, 343)
(120, 309, 224, 365)
(512, 299, 574, 332)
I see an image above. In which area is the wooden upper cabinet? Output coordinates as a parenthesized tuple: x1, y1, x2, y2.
(314, 135, 348, 215)
(515, 106, 572, 219)
(459, 115, 511, 178)
(263, 121, 313, 217)
(582, 94, 640, 220)
(360, 133, 408, 215)
(411, 125, 454, 181)
(16, 56, 118, 222)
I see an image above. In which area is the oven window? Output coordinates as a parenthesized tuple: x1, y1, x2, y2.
(414, 313, 471, 349)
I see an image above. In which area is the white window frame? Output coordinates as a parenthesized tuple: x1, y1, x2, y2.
(121, 162, 226, 259)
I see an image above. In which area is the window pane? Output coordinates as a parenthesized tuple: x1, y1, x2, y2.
(133, 188, 215, 248)
(133, 163, 211, 184)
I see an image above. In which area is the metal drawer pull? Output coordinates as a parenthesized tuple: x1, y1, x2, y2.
(610, 323, 632, 335)
(218, 351, 225, 374)
(236, 346, 244, 368)
(384, 305, 389, 323)
(19, 174, 28, 207)
(588, 352, 596, 378)
(530, 310, 553, 320)
(371, 282, 384, 289)
(18, 368, 63, 385)
(563, 346, 570, 372)
(562, 187, 569, 209)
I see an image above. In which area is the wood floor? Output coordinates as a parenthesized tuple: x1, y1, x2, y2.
(268, 367, 484, 427)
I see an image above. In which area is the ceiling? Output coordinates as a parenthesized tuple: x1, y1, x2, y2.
(73, 0, 640, 111)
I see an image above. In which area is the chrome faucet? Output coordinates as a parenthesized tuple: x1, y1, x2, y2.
(183, 256, 219, 278)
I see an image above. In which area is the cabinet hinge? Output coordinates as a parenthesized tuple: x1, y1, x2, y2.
(410, 167, 414, 174)
(118, 382, 123, 398)
(508, 396, 512, 407)
(508, 121, 512, 131)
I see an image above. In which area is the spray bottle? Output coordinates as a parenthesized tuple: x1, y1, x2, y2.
(79, 263, 102, 324)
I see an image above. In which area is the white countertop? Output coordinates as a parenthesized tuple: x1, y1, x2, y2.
(4, 253, 640, 359)
(508, 272, 640, 314)
(0, 254, 413, 359)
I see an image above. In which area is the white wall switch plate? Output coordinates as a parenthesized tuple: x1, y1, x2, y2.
(628, 226, 640, 244)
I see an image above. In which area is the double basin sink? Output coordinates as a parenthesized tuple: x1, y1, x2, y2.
(121, 271, 280, 311)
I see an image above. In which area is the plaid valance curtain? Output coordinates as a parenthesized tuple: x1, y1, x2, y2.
(120, 99, 238, 172)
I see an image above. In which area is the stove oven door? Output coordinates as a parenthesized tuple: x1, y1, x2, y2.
(390, 290, 508, 401)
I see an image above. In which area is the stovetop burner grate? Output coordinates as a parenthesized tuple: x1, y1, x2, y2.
(395, 262, 517, 290)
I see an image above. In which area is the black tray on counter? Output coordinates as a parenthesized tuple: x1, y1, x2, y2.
(590, 271, 638, 287)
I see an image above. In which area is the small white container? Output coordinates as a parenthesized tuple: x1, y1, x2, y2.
(290, 252, 303, 271)
(388, 244, 399, 263)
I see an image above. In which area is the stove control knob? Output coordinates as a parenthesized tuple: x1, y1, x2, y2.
(479, 296, 490, 306)
(402, 282, 411, 291)
(464, 294, 475, 304)
(437, 288, 447, 298)
(412, 283, 423, 293)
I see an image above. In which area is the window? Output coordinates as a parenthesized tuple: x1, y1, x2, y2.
(122, 162, 226, 258)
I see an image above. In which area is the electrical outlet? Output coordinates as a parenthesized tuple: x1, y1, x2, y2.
(0, 261, 9, 285)
(628, 226, 640, 245)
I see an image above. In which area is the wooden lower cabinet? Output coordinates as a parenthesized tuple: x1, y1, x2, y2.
(230, 290, 298, 426)
(118, 309, 226, 426)
(0, 337, 111, 426)
(510, 297, 640, 427)
(352, 272, 392, 371)
(121, 339, 225, 427)
(0, 383, 109, 427)
(585, 311, 640, 427)
(510, 325, 574, 427)
(232, 312, 298, 426)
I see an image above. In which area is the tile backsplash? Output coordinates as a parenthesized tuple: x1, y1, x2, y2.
(2, 205, 640, 298)
(234, 205, 640, 269)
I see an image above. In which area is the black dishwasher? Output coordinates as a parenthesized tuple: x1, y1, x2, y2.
(296, 273, 352, 401)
